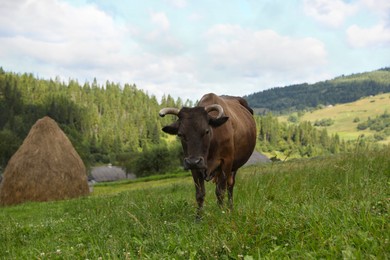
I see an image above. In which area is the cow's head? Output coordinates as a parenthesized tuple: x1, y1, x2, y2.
(159, 105, 229, 173)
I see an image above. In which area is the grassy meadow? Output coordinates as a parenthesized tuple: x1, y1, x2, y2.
(279, 93, 390, 143)
(1, 146, 389, 259)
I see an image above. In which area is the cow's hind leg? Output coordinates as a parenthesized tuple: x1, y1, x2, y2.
(227, 171, 237, 210)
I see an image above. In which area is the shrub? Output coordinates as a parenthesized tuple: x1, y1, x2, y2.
(288, 114, 299, 123)
(314, 118, 334, 127)
(357, 122, 369, 130)
(132, 143, 182, 177)
(373, 133, 386, 141)
(370, 122, 386, 132)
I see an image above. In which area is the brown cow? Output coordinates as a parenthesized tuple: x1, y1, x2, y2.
(159, 93, 256, 216)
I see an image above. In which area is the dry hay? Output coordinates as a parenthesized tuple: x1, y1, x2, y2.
(0, 116, 89, 206)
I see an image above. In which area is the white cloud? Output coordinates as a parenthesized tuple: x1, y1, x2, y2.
(345, 0, 390, 48)
(0, 0, 387, 102)
(205, 24, 327, 77)
(150, 12, 170, 31)
(359, 0, 390, 18)
(347, 23, 390, 48)
(0, 0, 192, 100)
(0, 0, 128, 75)
(303, 0, 357, 27)
(143, 12, 183, 56)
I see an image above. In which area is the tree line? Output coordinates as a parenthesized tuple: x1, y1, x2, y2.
(0, 68, 192, 176)
(0, 68, 380, 178)
(257, 114, 342, 158)
(245, 68, 390, 113)
(256, 113, 380, 159)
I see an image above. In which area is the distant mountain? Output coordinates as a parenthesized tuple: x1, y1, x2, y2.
(244, 68, 390, 114)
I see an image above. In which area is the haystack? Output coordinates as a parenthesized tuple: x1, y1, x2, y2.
(0, 116, 89, 206)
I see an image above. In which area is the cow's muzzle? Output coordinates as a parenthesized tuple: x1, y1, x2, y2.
(183, 156, 206, 170)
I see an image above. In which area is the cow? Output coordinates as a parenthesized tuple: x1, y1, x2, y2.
(159, 93, 256, 216)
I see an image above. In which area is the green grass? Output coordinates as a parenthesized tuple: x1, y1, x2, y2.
(1, 147, 389, 259)
(92, 172, 191, 196)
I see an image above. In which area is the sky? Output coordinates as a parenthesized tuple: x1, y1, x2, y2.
(0, 0, 389, 102)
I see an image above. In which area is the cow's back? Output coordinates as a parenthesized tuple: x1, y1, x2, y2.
(198, 93, 256, 171)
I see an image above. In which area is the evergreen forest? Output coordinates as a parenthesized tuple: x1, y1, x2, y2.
(0, 68, 385, 177)
(245, 68, 390, 113)
(0, 68, 191, 176)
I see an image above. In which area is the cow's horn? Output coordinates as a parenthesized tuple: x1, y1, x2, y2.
(205, 104, 224, 119)
(159, 108, 180, 117)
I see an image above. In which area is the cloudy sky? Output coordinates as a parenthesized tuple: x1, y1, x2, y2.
(0, 0, 389, 101)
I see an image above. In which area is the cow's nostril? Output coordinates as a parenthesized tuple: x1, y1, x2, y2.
(184, 157, 205, 169)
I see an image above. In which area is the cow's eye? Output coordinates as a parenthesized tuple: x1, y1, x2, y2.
(205, 129, 210, 135)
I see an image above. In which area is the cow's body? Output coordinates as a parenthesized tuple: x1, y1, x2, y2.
(159, 93, 256, 215)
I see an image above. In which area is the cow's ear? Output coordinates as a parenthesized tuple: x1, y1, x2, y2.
(209, 116, 229, 127)
(162, 121, 179, 135)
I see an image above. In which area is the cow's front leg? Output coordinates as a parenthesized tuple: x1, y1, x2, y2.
(215, 172, 227, 208)
(192, 170, 205, 218)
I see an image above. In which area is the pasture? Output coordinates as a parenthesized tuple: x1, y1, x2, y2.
(1, 147, 389, 259)
(279, 93, 390, 143)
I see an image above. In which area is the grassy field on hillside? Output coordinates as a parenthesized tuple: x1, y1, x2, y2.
(332, 69, 390, 85)
(92, 172, 191, 196)
(1, 147, 389, 259)
(280, 93, 390, 142)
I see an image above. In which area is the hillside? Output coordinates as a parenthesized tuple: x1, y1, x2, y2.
(245, 68, 390, 113)
(1, 67, 388, 175)
(0, 69, 188, 171)
(1, 147, 389, 258)
(279, 93, 390, 143)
